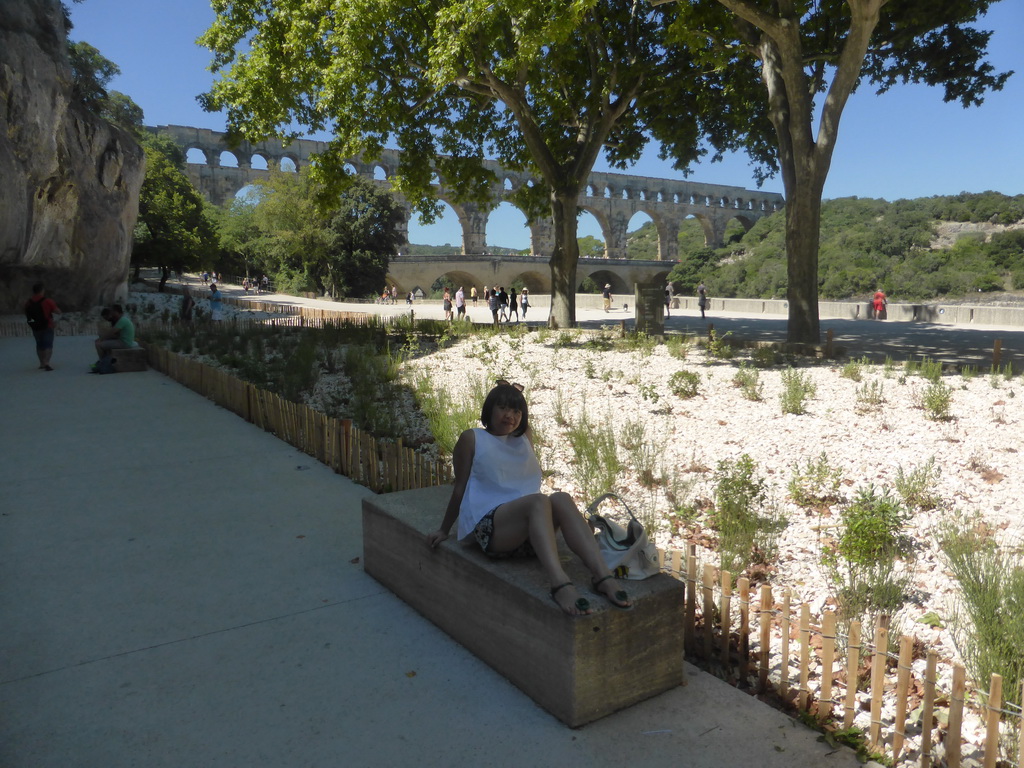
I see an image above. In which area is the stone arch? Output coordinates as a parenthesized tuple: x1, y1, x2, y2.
(250, 153, 269, 170)
(280, 155, 299, 172)
(579, 269, 628, 295)
(722, 213, 756, 245)
(577, 205, 611, 256)
(508, 270, 548, 294)
(625, 209, 656, 260)
(186, 147, 208, 164)
(219, 150, 239, 168)
(373, 164, 388, 180)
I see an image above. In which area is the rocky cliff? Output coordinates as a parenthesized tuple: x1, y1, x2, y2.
(0, 0, 145, 312)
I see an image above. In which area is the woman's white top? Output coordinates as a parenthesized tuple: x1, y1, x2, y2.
(457, 428, 542, 539)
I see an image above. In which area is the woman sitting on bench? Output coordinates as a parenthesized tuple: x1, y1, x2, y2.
(426, 380, 632, 616)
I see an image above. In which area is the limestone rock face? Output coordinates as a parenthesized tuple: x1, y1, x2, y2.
(0, 0, 145, 312)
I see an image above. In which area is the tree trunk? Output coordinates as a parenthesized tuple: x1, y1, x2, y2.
(783, 182, 823, 344)
(547, 192, 580, 329)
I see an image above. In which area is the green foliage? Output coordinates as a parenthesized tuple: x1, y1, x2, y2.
(920, 380, 954, 421)
(854, 380, 885, 413)
(711, 455, 785, 576)
(731, 363, 763, 401)
(788, 452, 843, 508)
(780, 368, 816, 415)
(905, 356, 943, 382)
(619, 418, 660, 489)
(565, 408, 621, 502)
(413, 372, 485, 456)
(669, 370, 700, 399)
(821, 487, 913, 625)
(706, 330, 736, 360)
(940, 517, 1024, 708)
(133, 133, 219, 279)
(665, 334, 690, 360)
(67, 40, 120, 109)
(227, 171, 400, 299)
(894, 457, 941, 511)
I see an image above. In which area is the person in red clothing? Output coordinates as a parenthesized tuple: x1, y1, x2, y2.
(24, 283, 62, 371)
(872, 289, 887, 320)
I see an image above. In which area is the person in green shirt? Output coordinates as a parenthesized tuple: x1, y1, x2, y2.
(94, 304, 136, 364)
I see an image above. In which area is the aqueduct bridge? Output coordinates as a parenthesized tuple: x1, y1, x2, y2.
(152, 124, 784, 263)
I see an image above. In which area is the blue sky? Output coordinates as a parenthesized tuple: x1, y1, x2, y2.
(68, 0, 1023, 250)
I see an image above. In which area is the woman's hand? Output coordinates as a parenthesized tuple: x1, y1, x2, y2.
(426, 530, 449, 549)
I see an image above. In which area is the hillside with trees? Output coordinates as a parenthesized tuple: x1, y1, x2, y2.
(615, 192, 1024, 302)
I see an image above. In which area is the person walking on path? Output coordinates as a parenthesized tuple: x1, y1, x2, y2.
(209, 283, 224, 322)
(443, 288, 453, 321)
(180, 287, 195, 324)
(24, 282, 62, 371)
(602, 284, 613, 312)
(664, 283, 673, 317)
(697, 282, 708, 319)
(498, 286, 509, 323)
(455, 286, 466, 320)
(872, 289, 887, 320)
(471, 286, 478, 305)
(426, 380, 632, 616)
(520, 288, 530, 319)
(487, 288, 501, 327)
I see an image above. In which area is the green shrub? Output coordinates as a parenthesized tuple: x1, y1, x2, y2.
(961, 364, 978, 380)
(789, 452, 843, 508)
(841, 360, 863, 381)
(905, 356, 943, 382)
(711, 454, 786, 575)
(565, 409, 621, 502)
(620, 418, 661, 489)
(854, 380, 885, 413)
(940, 517, 1024, 709)
(780, 367, 816, 415)
(412, 372, 483, 456)
(731, 363, 763, 401)
(666, 334, 691, 359)
(706, 329, 736, 360)
(920, 380, 953, 420)
(821, 486, 914, 626)
(894, 457, 941, 511)
(751, 345, 781, 369)
(669, 370, 700, 399)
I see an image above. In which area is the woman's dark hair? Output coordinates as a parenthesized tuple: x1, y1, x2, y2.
(480, 382, 529, 437)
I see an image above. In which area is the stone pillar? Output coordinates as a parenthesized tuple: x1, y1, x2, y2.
(660, 218, 679, 261)
(530, 218, 555, 258)
(460, 202, 490, 255)
(606, 213, 629, 260)
(202, 148, 221, 168)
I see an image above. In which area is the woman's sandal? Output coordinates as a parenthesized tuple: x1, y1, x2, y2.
(550, 582, 591, 615)
(591, 575, 633, 609)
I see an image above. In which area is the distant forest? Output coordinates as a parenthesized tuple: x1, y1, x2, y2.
(412, 192, 1024, 302)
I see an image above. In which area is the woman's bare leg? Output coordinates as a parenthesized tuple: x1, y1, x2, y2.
(549, 492, 632, 607)
(489, 494, 589, 615)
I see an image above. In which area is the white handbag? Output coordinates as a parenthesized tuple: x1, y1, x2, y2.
(586, 493, 661, 580)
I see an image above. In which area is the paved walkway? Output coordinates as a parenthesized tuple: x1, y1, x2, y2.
(0, 335, 861, 767)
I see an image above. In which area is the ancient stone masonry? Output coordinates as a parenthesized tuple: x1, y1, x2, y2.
(0, 0, 146, 312)
(152, 124, 784, 261)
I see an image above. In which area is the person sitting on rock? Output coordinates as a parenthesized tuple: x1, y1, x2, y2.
(426, 380, 632, 616)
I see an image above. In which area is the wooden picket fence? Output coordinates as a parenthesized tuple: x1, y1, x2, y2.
(144, 343, 451, 493)
(659, 544, 1023, 767)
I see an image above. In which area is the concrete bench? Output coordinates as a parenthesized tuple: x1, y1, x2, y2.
(112, 346, 148, 372)
(362, 486, 686, 727)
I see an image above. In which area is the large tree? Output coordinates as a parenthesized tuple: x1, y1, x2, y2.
(200, 0, 728, 327)
(657, 0, 1011, 342)
(242, 171, 401, 299)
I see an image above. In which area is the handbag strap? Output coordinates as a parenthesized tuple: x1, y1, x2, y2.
(585, 492, 641, 526)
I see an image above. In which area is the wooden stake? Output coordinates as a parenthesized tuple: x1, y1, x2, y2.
(983, 673, 1002, 768)
(843, 621, 862, 729)
(758, 584, 772, 693)
(869, 616, 888, 748)
(720, 570, 732, 674)
(798, 603, 811, 711)
(684, 545, 697, 653)
(892, 634, 914, 762)
(948, 664, 965, 768)
(921, 650, 938, 768)
(702, 563, 714, 660)
(738, 577, 750, 685)
(818, 611, 836, 720)
(993, 338, 1003, 369)
(779, 589, 791, 701)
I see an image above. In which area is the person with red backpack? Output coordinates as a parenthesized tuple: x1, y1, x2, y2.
(24, 282, 62, 371)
